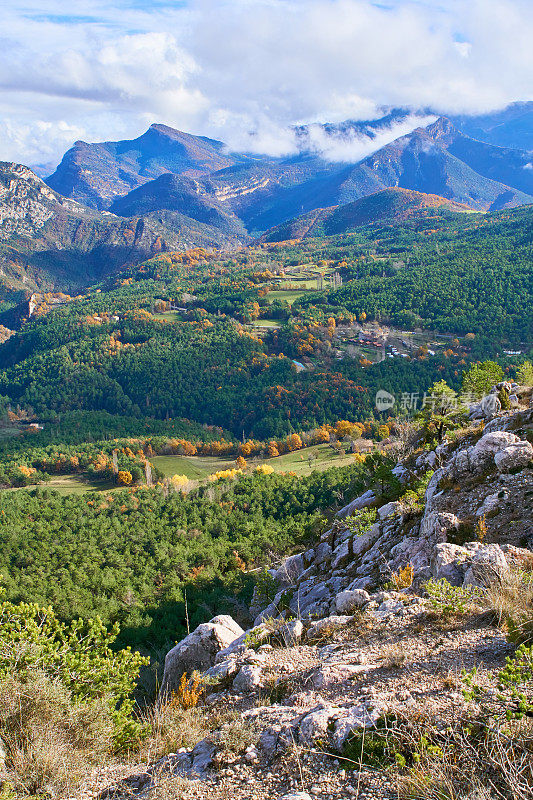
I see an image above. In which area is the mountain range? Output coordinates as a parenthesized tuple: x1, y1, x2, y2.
(46, 108, 533, 234)
(0, 103, 531, 295)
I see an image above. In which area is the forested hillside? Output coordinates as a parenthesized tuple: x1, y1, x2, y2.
(0, 465, 362, 650)
(0, 200, 530, 653)
(0, 205, 530, 442)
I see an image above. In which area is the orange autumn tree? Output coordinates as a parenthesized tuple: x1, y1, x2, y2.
(267, 442, 280, 458)
(286, 433, 303, 452)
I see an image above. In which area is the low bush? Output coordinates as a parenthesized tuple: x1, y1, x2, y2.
(423, 578, 481, 615)
(0, 589, 148, 796)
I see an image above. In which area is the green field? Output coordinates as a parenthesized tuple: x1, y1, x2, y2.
(6, 445, 362, 497)
(267, 290, 307, 305)
(279, 279, 319, 290)
(152, 443, 357, 480)
(151, 312, 184, 322)
(151, 454, 236, 479)
(9, 474, 116, 496)
(266, 444, 356, 474)
(250, 319, 281, 328)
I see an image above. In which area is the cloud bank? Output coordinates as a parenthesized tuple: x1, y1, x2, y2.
(0, 0, 532, 167)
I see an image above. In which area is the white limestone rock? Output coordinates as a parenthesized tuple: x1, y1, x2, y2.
(161, 615, 244, 695)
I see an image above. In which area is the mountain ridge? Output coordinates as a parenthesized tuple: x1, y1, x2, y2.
(258, 187, 478, 241)
(45, 124, 257, 210)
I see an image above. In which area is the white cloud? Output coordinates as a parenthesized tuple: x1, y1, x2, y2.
(0, 0, 531, 167)
(297, 114, 437, 162)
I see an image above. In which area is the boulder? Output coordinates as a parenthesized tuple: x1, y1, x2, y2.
(161, 615, 244, 695)
(280, 794, 313, 800)
(335, 588, 370, 614)
(275, 553, 306, 585)
(309, 663, 371, 689)
(190, 739, 216, 775)
(432, 542, 471, 585)
(314, 541, 332, 565)
(233, 664, 265, 693)
(476, 490, 507, 517)
(337, 490, 376, 518)
(290, 580, 331, 618)
(419, 511, 459, 547)
(450, 430, 521, 475)
(203, 657, 240, 685)
(474, 430, 521, 457)
(463, 544, 508, 588)
(331, 539, 351, 570)
(274, 619, 304, 646)
(494, 441, 533, 472)
(368, 598, 404, 620)
(392, 464, 409, 483)
(215, 623, 270, 662)
(433, 542, 511, 588)
(377, 501, 403, 520)
(305, 615, 352, 641)
(332, 705, 383, 749)
(298, 705, 340, 744)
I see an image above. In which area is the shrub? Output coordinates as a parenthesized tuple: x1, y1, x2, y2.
(424, 578, 481, 615)
(0, 591, 148, 752)
(168, 672, 204, 711)
(341, 714, 415, 769)
(463, 643, 533, 724)
(344, 507, 377, 536)
(496, 643, 533, 720)
(516, 360, 533, 386)
(255, 463, 274, 475)
(389, 563, 414, 591)
(253, 568, 279, 611)
(117, 469, 132, 485)
(462, 360, 504, 399)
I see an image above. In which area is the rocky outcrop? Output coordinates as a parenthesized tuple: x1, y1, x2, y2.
(247, 405, 533, 626)
(148, 402, 532, 800)
(161, 615, 244, 696)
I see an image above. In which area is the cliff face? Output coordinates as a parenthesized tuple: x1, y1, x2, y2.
(250, 388, 533, 625)
(0, 162, 83, 240)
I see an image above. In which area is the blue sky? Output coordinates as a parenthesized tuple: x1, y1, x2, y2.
(1, 0, 531, 167)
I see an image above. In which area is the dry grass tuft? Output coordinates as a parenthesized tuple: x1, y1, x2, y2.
(0, 670, 113, 797)
(139, 702, 208, 764)
(212, 715, 260, 761)
(393, 713, 533, 800)
(484, 567, 533, 643)
(148, 772, 197, 800)
(378, 641, 408, 669)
